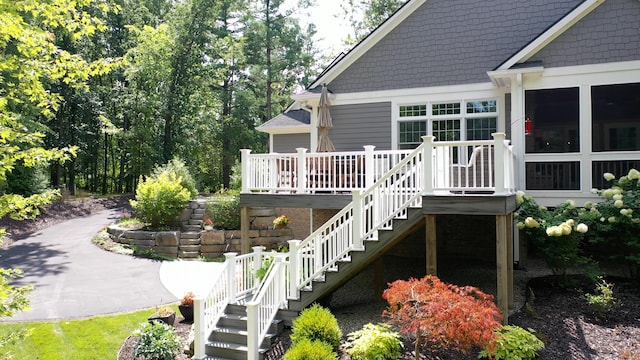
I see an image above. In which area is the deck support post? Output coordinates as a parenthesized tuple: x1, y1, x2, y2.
(374, 258, 384, 301)
(496, 214, 510, 324)
(507, 213, 514, 308)
(240, 149, 251, 193)
(241, 206, 250, 254)
(426, 214, 437, 275)
(421, 136, 435, 195)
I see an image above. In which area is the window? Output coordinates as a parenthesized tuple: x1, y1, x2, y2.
(399, 121, 427, 149)
(592, 83, 640, 151)
(397, 100, 498, 149)
(525, 162, 580, 190)
(525, 88, 579, 153)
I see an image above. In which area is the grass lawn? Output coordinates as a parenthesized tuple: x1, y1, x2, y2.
(0, 305, 176, 359)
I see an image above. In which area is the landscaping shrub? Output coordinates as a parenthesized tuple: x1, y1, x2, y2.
(382, 275, 501, 359)
(345, 323, 403, 360)
(478, 325, 545, 360)
(152, 157, 198, 199)
(132, 321, 181, 360)
(283, 338, 337, 360)
(584, 169, 640, 279)
(207, 189, 240, 230)
(130, 172, 191, 228)
(515, 191, 596, 281)
(290, 304, 342, 349)
(585, 276, 616, 317)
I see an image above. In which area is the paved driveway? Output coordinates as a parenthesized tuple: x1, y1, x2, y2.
(0, 209, 177, 322)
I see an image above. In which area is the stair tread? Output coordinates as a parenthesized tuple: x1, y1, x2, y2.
(206, 341, 270, 352)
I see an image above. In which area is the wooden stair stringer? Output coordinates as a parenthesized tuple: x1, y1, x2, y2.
(287, 207, 425, 312)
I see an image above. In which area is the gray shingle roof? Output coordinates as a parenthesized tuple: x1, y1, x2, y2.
(258, 109, 310, 129)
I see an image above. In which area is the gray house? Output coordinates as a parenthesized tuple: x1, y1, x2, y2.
(194, 1, 640, 358)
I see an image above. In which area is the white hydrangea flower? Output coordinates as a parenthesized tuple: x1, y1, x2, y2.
(608, 217, 616, 223)
(613, 194, 623, 201)
(517, 222, 525, 230)
(566, 200, 575, 208)
(515, 191, 525, 205)
(560, 223, 572, 235)
(525, 217, 540, 228)
(603, 172, 615, 181)
(614, 199, 624, 208)
(576, 223, 588, 233)
(628, 168, 640, 180)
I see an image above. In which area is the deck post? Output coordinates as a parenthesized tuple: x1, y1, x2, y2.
(507, 212, 514, 308)
(192, 296, 206, 359)
(241, 206, 250, 254)
(296, 148, 307, 193)
(421, 136, 435, 195)
(252, 246, 264, 280)
(287, 240, 301, 299)
(363, 145, 376, 188)
(426, 214, 437, 275)
(240, 149, 251, 194)
(352, 190, 364, 250)
(496, 214, 509, 324)
(492, 133, 506, 195)
(225, 252, 238, 302)
(246, 302, 259, 360)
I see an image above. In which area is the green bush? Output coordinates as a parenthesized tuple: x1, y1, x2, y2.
(130, 173, 191, 228)
(283, 338, 337, 360)
(290, 304, 342, 349)
(152, 158, 198, 199)
(585, 276, 616, 316)
(132, 321, 181, 360)
(479, 325, 545, 360)
(345, 323, 403, 360)
(208, 189, 240, 230)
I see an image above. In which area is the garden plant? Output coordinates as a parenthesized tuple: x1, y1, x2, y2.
(289, 304, 342, 350)
(345, 323, 403, 360)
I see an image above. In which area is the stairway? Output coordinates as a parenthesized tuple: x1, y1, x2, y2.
(205, 303, 286, 359)
(288, 207, 425, 312)
(180, 200, 207, 258)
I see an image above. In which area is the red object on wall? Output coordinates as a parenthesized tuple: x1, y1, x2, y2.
(525, 117, 533, 135)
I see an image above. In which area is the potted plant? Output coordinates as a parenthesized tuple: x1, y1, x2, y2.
(203, 218, 214, 230)
(148, 305, 175, 326)
(273, 215, 289, 229)
(178, 291, 195, 322)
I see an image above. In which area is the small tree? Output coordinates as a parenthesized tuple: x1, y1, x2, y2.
(382, 275, 501, 359)
(130, 172, 191, 228)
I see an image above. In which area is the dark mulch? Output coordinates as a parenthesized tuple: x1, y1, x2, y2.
(117, 317, 193, 360)
(265, 275, 640, 360)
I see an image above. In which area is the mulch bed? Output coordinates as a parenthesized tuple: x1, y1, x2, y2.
(117, 317, 193, 360)
(264, 275, 640, 360)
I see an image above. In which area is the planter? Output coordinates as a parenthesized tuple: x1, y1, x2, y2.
(178, 305, 194, 322)
(148, 312, 175, 326)
(274, 224, 287, 229)
(203, 225, 214, 231)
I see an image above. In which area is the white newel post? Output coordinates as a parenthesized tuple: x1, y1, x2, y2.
(352, 190, 364, 250)
(296, 148, 307, 193)
(246, 302, 259, 360)
(363, 145, 376, 188)
(225, 252, 238, 301)
(241, 149, 251, 193)
(252, 246, 264, 280)
(287, 240, 301, 299)
(492, 133, 506, 195)
(421, 136, 435, 195)
(193, 296, 205, 359)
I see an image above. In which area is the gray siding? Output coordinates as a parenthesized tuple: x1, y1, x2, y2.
(330, 0, 582, 93)
(274, 134, 310, 153)
(329, 102, 392, 151)
(529, 0, 640, 67)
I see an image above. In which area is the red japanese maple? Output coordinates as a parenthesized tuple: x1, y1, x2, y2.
(382, 275, 501, 359)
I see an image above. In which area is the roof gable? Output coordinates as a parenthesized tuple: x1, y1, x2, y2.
(315, 0, 585, 93)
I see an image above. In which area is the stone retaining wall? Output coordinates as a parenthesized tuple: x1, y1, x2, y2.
(107, 227, 293, 259)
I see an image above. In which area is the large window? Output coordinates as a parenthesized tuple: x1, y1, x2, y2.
(592, 83, 640, 152)
(397, 100, 497, 149)
(525, 88, 579, 153)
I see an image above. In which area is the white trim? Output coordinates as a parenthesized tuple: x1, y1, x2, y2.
(333, 82, 498, 106)
(311, 0, 428, 88)
(260, 126, 311, 135)
(498, 0, 606, 70)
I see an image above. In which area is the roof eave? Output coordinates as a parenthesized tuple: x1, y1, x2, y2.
(257, 125, 311, 135)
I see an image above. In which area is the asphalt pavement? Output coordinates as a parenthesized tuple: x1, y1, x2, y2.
(0, 208, 222, 322)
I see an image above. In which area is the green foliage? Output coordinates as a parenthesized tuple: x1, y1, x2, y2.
(283, 338, 338, 360)
(152, 158, 198, 199)
(0, 268, 33, 318)
(479, 325, 545, 360)
(208, 189, 240, 230)
(345, 323, 403, 360)
(515, 191, 595, 280)
(290, 304, 343, 350)
(132, 321, 181, 360)
(382, 275, 501, 357)
(585, 169, 640, 278)
(585, 277, 616, 316)
(130, 173, 191, 228)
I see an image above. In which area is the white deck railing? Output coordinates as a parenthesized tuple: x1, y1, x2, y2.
(241, 134, 514, 195)
(195, 134, 515, 360)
